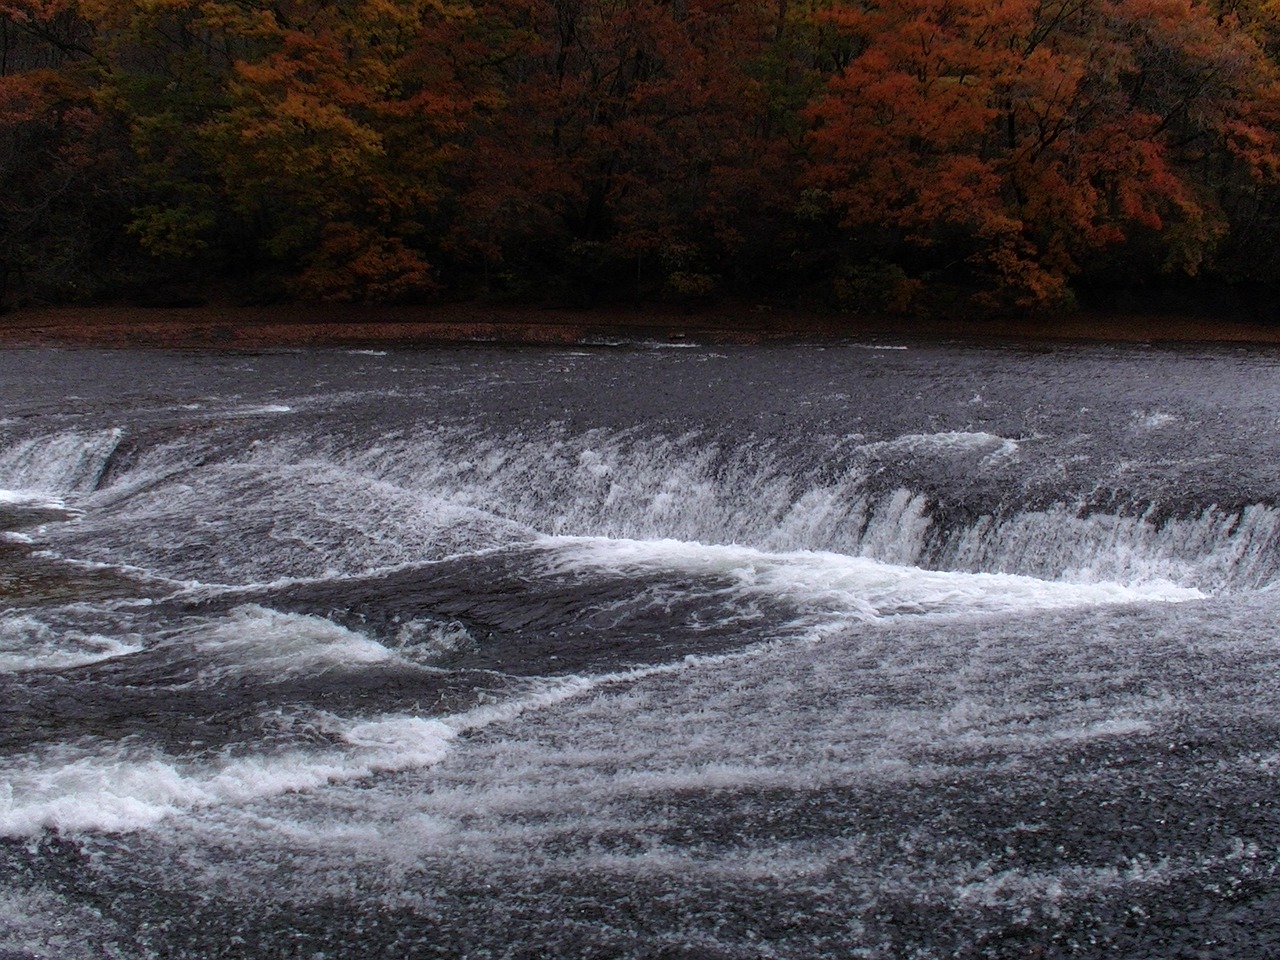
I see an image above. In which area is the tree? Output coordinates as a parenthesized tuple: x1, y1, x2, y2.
(803, 0, 1280, 310)
(446, 0, 800, 301)
(0, 1, 133, 306)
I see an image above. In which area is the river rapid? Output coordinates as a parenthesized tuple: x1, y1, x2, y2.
(2, 339, 1279, 958)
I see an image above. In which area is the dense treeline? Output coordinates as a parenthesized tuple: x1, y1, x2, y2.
(2, 0, 1279, 315)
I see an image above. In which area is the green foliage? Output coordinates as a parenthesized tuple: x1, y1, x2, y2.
(833, 259, 920, 315)
(127, 202, 215, 259)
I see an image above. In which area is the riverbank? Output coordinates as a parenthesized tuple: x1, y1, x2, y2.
(3, 301, 1280, 348)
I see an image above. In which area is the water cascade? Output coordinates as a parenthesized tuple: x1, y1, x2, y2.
(2, 341, 1279, 958)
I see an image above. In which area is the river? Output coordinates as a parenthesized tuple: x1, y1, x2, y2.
(1, 339, 1279, 958)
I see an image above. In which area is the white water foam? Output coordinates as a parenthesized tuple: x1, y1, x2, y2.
(540, 536, 1204, 625)
(392, 617, 477, 661)
(0, 489, 67, 509)
(1131, 410, 1181, 430)
(0, 613, 143, 672)
(0, 653, 703, 838)
(181, 595, 1231, 892)
(0, 712, 456, 836)
(180, 604, 399, 683)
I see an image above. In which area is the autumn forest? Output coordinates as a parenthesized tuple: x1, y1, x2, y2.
(3, 0, 1280, 317)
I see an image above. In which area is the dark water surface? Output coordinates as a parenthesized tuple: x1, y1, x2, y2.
(2, 339, 1280, 958)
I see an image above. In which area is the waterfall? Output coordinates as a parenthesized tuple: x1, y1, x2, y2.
(4, 345, 1280, 960)
(2, 419, 1275, 592)
(0, 428, 124, 497)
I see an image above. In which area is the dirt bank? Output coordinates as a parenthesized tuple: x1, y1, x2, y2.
(3, 301, 1280, 349)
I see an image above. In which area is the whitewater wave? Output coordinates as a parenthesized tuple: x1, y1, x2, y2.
(0, 713, 456, 836)
(179, 605, 401, 683)
(540, 536, 1205, 624)
(0, 613, 143, 672)
(0, 658, 678, 837)
(0, 490, 69, 510)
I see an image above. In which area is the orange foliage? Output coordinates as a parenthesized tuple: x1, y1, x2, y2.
(3, 0, 1279, 307)
(295, 222, 435, 300)
(446, 0, 789, 296)
(807, 0, 1280, 308)
(199, 0, 465, 299)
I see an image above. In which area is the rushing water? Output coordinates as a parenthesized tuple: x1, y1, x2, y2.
(2, 339, 1280, 958)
